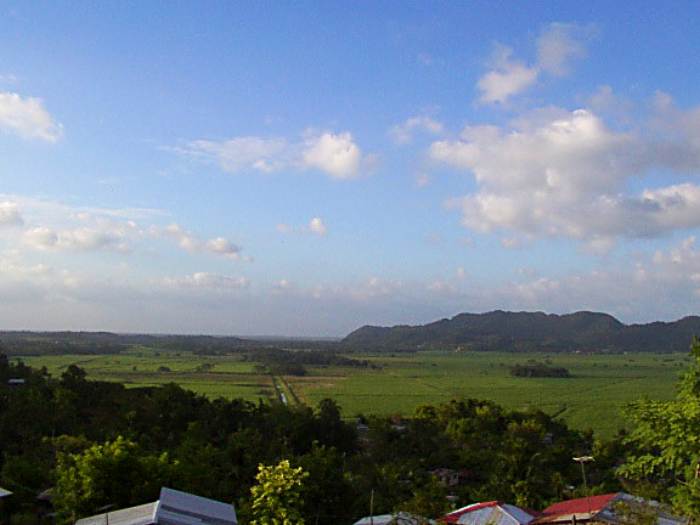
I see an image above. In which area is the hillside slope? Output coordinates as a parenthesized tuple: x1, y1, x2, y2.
(341, 310, 700, 352)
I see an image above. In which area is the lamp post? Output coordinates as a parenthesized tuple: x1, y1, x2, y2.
(572, 456, 594, 519)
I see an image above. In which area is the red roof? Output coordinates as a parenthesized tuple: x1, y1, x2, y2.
(540, 493, 619, 517)
(442, 501, 500, 523)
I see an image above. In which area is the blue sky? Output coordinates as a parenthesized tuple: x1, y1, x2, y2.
(2, 1, 700, 336)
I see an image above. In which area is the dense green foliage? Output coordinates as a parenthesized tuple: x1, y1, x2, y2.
(0, 352, 622, 524)
(250, 460, 308, 525)
(343, 310, 700, 352)
(4, 341, 700, 523)
(54, 436, 176, 520)
(618, 338, 700, 517)
(510, 362, 571, 378)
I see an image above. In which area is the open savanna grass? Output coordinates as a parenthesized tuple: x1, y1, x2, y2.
(291, 351, 687, 438)
(14, 350, 688, 437)
(14, 353, 273, 403)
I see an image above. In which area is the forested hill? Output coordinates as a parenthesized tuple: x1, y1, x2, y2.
(342, 310, 700, 352)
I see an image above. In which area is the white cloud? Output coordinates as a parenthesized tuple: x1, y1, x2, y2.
(389, 116, 444, 144)
(536, 23, 587, 76)
(277, 217, 328, 236)
(180, 130, 368, 180)
(0, 92, 62, 142)
(23, 226, 58, 250)
(0, 202, 23, 226)
(301, 132, 362, 179)
(308, 217, 327, 236)
(0, 195, 244, 262)
(476, 24, 590, 104)
(22, 224, 132, 252)
(164, 272, 250, 290)
(183, 137, 289, 173)
(477, 46, 539, 105)
(158, 223, 241, 259)
(431, 106, 700, 244)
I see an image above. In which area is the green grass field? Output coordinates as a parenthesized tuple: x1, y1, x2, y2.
(14, 349, 689, 438)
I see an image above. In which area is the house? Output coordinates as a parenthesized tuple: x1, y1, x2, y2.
(532, 492, 687, 524)
(442, 501, 536, 525)
(353, 511, 434, 525)
(74, 487, 237, 525)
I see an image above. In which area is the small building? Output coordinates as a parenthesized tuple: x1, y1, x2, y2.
(75, 487, 237, 525)
(0, 488, 11, 499)
(443, 501, 536, 525)
(353, 512, 434, 525)
(532, 492, 687, 524)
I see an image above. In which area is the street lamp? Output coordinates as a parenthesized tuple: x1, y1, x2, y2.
(573, 456, 595, 519)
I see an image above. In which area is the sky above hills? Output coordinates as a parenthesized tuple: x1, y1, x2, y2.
(2, 1, 700, 336)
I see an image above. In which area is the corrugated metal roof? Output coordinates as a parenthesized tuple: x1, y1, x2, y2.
(156, 487, 237, 525)
(353, 512, 433, 525)
(444, 501, 535, 525)
(75, 502, 157, 525)
(0, 487, 12, 498)
(443, 502, 498, 523)
(533, 492, 689, 525)
(538, 492, 618, 518)
(74, 488, 238, 525)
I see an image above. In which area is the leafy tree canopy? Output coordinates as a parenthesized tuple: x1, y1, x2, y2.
(250, 459, 309, 525)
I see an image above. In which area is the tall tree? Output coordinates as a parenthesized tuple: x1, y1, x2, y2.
(618, 338, 700, 517)
(250, 460, 309, 525)
(54, 436, 176, 523)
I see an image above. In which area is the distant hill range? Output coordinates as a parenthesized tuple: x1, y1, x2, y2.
(341, 310, 700, 353)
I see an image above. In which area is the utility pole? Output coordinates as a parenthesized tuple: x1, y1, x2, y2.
(573, 456, 595, 519)
(369, 489, 374, 525)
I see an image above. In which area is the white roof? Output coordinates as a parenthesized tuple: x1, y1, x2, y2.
(74, 488, 238, 525)
(75, 502, 157, 525)
(456, 503, 534, 525)
(353, 512, 433, 525)
(0, 487, 12, 498)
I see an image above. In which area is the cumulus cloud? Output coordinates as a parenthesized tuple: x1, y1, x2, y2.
(0, 195, 245, 262)
(23, 224, 132, 252)
(431, 106, 700, 244)
(0, 92, 63, 142)
(301, 132, 362, 179)
(477, 23, 590, 104)
(477, 46, 539, 104)
(0, 202, 23, 226)
(180, 130, 368, 180)
(389, 116, 444, 144)
(157, 223, 242, 259)
(23, 226, 59, 250)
